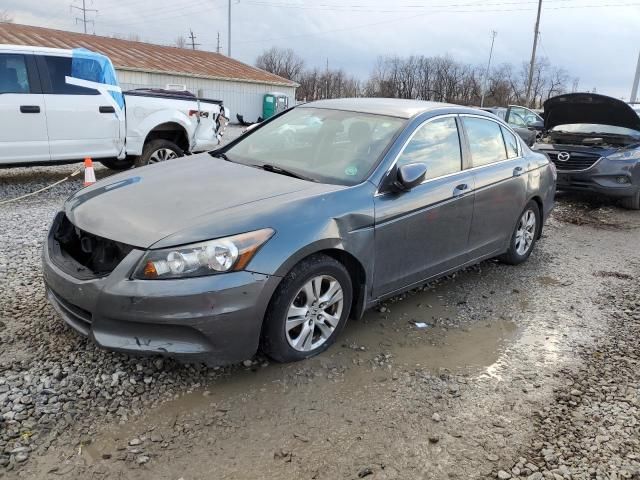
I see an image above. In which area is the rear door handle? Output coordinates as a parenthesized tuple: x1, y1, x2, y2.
(99, 106, 115, 113)
(513, 166, 525, 177)
(453, 183, 470, 197)
(20, 105, 40, 113)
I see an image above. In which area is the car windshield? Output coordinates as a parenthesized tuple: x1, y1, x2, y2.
(552, 123, 640, 137)
(225, 107, 405, 185)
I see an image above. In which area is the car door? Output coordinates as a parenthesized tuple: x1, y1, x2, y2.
(37, 54, 121, 161)
(373, 115, 475, 298)
(0, 52, 50, 164)
(461, 115, 527, 259)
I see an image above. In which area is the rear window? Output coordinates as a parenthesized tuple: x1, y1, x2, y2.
(0, 53, 30, 94)
(43, 56, 99, 95)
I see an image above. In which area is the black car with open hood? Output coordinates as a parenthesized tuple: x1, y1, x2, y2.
(534, 93, 640, 209)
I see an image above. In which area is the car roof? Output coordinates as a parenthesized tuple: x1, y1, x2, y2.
(0, 44, 72, 56)
(300, 97, 469, 119)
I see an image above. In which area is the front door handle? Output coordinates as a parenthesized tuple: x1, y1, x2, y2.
(20, 105, 40, 113)
(453, 183, 470, 197)
(99, 106, 116, 113)
(513, 166, 525, 177)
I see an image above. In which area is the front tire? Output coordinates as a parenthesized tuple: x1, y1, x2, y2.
(134, 139, 184, 167)
(261, 254, 353, 363)
(499, 200, 541, 265)
(100, 157, 134, 171)
(620, 191, 640, 210)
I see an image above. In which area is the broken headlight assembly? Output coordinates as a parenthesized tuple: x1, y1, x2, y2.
(135, 228, 274, 279)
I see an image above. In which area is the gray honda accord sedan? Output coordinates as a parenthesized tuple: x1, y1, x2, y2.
(43, 98, 556, 366)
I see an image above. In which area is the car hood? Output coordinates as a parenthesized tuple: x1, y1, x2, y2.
(64, 154, 339, 248)
(544, 93, 640, 132)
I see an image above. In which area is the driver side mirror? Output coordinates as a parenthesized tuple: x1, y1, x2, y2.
(394, 163, 427, 191)
(528, 120, 544, 130)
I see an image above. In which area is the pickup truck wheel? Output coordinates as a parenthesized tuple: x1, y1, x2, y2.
(620, 191, 640, 210)
(135, 140, 184, 167)
(100, 158, 134, 171)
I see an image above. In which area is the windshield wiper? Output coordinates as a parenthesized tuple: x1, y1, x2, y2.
(254, 163, 316, 182)
(210, 151, 230, 161)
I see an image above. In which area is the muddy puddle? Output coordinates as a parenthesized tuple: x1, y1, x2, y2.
(79, 287, 521, 464)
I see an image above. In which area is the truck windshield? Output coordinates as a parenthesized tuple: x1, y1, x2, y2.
(225, 107, 405, 185)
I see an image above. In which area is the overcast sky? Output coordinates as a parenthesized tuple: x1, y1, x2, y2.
(5, 0, 640, 99)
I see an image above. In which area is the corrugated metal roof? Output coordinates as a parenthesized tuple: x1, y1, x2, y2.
(0, 23, 298, 87)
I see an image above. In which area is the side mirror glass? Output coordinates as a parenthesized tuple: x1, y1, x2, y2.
(528, 120, 544, 129)
(394, 163, 427, 191)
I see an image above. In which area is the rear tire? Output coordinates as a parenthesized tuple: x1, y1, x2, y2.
(620, 191, 640, 210)
(134, 139, 183, 168)
(261, 254, 353, 363)
(100, 158, 134, 171)
(499, 200, 541, 265)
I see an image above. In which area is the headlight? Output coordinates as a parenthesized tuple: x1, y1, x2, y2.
(135, 229, 274, 279)
(606, 149, 640, 161)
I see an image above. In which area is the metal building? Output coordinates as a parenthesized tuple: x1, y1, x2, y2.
(0, 23, 298, 122)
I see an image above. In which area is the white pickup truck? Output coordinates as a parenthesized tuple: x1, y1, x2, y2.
(0, 45, 229, 170)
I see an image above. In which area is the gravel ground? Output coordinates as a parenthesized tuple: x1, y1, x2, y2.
(1, 144, 640, 479)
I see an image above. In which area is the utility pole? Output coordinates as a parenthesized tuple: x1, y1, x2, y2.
(188, 29, 200, 50)
(71, 0, 97, 34)
(525, 0, 542, 107)
(325, 58, 329, 99)
(480, 30, 497, 108)
(216, 32, 221, 54)
(227, 0, 231, 57)
(631, 50, 640, 103)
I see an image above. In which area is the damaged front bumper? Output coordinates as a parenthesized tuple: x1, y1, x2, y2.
(42, 222, 281, 366)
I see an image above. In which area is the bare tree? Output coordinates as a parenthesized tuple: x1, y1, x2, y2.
(255, 47, 305, 81)
(174, 36, 187, 49)
(0, 10, 13, 23)
(256, 47, 572, 107)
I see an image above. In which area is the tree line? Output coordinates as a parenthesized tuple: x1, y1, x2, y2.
(256, 47, 579, 108)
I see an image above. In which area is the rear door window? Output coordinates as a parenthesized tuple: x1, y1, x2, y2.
(0, 54, 30, 94)
(462, 117, 508, 167)
(42, 55, 99, 95)
(396, 117, 462, 180)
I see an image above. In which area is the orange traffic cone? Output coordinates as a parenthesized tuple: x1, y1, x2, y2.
(83, 158, 96, 187)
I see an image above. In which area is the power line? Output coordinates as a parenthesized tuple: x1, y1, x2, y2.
(231, 1, 640, 46)
(70, 0, 97, 34)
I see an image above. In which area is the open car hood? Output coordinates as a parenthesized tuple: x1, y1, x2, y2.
(543, 93, 640, 132)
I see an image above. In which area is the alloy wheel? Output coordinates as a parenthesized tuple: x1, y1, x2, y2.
(285, 275, 344, 352)
(149, 148, 178, 163)
(515, 209, 536, 256)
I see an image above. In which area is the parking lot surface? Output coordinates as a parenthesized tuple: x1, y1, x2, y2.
(1, 140, 639, 478)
